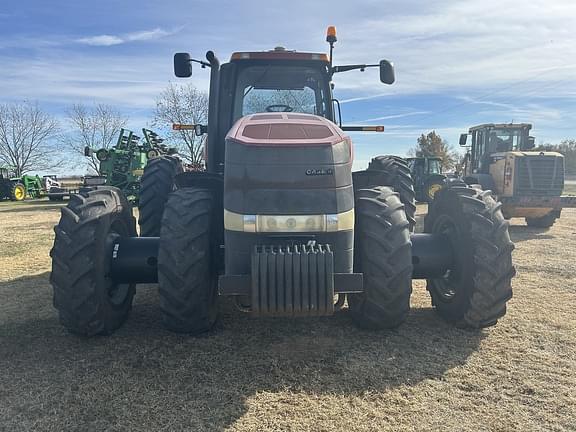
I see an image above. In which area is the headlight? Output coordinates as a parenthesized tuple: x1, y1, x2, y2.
(224, 209, 354, 233)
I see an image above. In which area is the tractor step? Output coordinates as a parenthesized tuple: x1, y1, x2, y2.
(219, 244, 363, 317)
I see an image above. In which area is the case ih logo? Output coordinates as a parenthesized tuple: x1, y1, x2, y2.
(306, 168, 334, 176)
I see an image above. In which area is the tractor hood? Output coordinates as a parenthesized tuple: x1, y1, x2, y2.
(226, 112, 349, 147)
(223, 113, 353, 215)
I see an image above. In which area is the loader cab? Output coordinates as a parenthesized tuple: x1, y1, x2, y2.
(463, 123, 533, 175)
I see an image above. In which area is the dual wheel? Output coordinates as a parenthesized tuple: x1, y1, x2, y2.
(349, 182, 514, 330)
(50, 186, 218, 336)
(50, 157, 515, 336)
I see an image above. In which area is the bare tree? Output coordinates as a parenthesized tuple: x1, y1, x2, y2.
(0, 101, 60, 176)
(65, 103, 128, 174)
(152, 83, 208, 164)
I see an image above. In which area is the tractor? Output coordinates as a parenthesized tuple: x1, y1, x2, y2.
(459, 123, 576, 227)
(0, 167, 43, 201)
(407, 157, 447, 202)
(50, 27, 515, 337)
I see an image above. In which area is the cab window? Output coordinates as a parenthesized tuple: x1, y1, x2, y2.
(233, 65, 330, 120)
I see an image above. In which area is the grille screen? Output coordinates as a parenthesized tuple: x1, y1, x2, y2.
(515, 156, 564, 196)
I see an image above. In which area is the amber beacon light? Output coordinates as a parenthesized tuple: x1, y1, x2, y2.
(326, 26, 337, 43)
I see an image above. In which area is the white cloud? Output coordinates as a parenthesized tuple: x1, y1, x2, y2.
(77, 35, 124, 46)
(77, 27, 179, 46)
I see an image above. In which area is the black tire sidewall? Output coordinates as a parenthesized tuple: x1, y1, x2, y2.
(425, 188, 475, 320)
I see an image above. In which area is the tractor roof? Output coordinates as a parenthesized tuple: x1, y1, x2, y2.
(230, 47, 329, 63)
(469, 123, 532, 132)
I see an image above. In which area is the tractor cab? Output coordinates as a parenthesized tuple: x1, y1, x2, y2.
(407, 157, 446, 202)
(229, 48, 333, 121)
(174, 35, 395, 172)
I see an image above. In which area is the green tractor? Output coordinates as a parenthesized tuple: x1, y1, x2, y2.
(49, 128, 178, 202)
(85, 128, 177, 202)
(0, 167, 43, 201)
(407, 157, 447, 202)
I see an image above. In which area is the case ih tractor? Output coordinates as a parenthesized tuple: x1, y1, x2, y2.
(407, 157, 447, 202)
(50, 28, 515, 337)
(459, 123, 576, 227)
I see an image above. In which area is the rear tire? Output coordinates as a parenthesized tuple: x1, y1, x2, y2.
(50, 187, 137, 336)
(138, 156, 183, 237)
(367, 156, 416, 231)
(158, 188, 219, 334)
(526, 212, 557, 228)
(349, 186, 413, 329)
(424, 186, 515, 328)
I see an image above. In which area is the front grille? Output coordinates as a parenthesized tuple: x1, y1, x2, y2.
(515, 156, 564, 196)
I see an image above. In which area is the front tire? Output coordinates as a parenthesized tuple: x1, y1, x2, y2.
(348, 186, 413, 329)
(138, 156, 183, 237)
(50, 187, 137, 336)
(158, 188, 218, 334)
(424, 186, 515, 328)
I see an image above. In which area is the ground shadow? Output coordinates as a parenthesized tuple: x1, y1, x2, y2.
(508, 225, 555, 243)
(0, 273, 485, 431)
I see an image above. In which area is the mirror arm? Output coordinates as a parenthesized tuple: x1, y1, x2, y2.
(190, 58, 211, 68)
(332, 64, 379, 74)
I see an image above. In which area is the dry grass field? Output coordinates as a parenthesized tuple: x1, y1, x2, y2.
(0, 199, 575, 431)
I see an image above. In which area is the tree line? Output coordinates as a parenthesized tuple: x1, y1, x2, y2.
(0, 83, 207, 176)
(1, 93, 574, 176)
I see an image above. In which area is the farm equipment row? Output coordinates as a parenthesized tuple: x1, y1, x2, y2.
(0, 167, 58, 201)
(47, 128, 177, 202)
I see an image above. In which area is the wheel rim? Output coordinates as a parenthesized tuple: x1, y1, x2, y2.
(429, 214, 460, 300)
(14, 186, 25, 200)
(428, 183, 442, 200)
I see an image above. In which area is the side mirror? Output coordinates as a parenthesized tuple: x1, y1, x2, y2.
(379, 60, 395, 85)
(174, 53, 192, 78)
(459, 134, 468, 146)
(84, 146, 92, 157)
(527, 136, 535, 149)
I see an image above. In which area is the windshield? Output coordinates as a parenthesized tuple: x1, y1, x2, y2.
(234, 65, 330, 120)
(488, 128, 523, 152)
(428, 159, 441, 174)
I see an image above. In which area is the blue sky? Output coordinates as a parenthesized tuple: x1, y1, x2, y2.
(1, 0, 575, 171)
